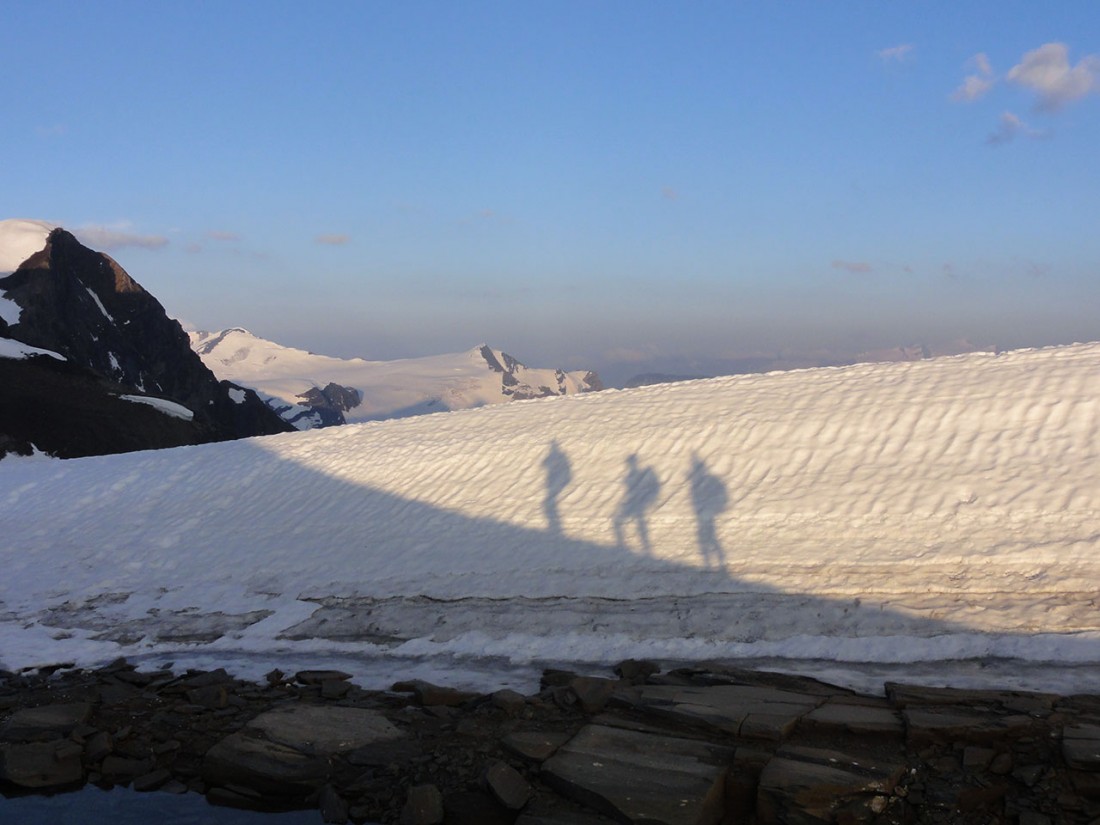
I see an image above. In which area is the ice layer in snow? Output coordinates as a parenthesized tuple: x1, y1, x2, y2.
(1, 342, 1099, 694)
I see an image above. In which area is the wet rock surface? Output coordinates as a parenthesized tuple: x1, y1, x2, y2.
(2, 658, 1100, 823)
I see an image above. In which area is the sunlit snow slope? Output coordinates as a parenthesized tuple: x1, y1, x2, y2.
(2, 343, 1099, 692)
(190, 327, 599, 426)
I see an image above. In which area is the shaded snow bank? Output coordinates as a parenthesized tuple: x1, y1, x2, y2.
(1, 342, 1099, 694)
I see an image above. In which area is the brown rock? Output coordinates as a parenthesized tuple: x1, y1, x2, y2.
(443, 790, 514, 825)
(391, 679, 479, 707)
(502, 730, 572, 762)
(0, 740, 84, 789)
(132, 768, 172, 791)
(1063, 724, 1100, 770)
(800, 701, 904, 738)
(84, 729, 113, 762)
(542, 724, 731, 825)
(401, 783, 444, 825)
(490, 689, 528, 714)
(295, 670, 352, 686)
(0, 702, 91, 741)
(484, 760, 532, 810)
(319, 783, 349, 824)
(101, 755, 154, 781)
(613, 659, 660, 684)
(990, 752, 1013, 775)
(321, 679, 351, 699)
(187, 684, 228, 708)
(203, 731, 331, 797)
(569, 676, 617, 713)
(962, 746, 995, 770)
(757, 746, 904, 824)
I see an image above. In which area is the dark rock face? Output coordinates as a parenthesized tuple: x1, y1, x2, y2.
(296, 382, 363, 427)
(477, 345, 602, 401)
(0, 229, 292, 459)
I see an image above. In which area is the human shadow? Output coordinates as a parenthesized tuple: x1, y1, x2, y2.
(688, 453, 728, 569)
(613, 454, 661, 554)
(542, 440, 572, 534)
(5, 432, 1099, 698)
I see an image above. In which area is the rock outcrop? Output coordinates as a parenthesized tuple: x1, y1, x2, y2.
(3, 660, 1100, 823)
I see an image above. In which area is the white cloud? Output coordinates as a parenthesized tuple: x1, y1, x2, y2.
(315, 233, 350, 245)
(1007, 42, 1100, 110)
(877, 44, 913, 63)
(831, 259, 873, 274)
(76, 224, 168, 251)
(986, 111, 1048, 145)
(951, 52, 995, 102)
(207, 230, 240, 241)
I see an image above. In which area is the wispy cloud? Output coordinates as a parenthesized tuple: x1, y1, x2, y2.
(831, 259, 873, 274)
(951, 52, 995, 102)
(876, 44, 913, 63)
(986, 111, 1048, 145)
(35, 124, 67, 137)
(315, 233, 350, 245)
(76, 223, 168, 251)
(207, 230, 240, 241)
(1007, 42, 1100, 110)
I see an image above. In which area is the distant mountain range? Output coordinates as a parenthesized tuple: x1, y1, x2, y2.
(190, 328, 603, 429)
(614, 341, 994, 389)
(0, 220, 291, 459)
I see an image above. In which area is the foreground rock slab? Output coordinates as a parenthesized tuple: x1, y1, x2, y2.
(203, 705, 405, 798)
(4, 659, 1100, 823)
(543, 724, 732, 824)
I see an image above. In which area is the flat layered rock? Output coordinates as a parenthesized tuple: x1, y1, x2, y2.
(627, 684, 823, 740)
(800, 700, 904, 738)
(542, 724, 732, 825)
(1063, 724, 1100, 771)
(203, 731, 332, 797)
(0, 740, 84, 789)
(502, 730, 572, 762)
(886, 683, 1057, 715)
(246, 705, 403, 755)
(903, 707, 1036, 747)
(0, 702, 91, 741)
(203, 704, 406, 798)
(757, 744, 904, 823)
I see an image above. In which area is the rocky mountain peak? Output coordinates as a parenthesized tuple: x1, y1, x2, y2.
(0, 227, 292, 458)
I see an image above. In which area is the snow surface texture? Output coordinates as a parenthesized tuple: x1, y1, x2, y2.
(190, 327, 596, 426)
(2, 343, 1099, 695)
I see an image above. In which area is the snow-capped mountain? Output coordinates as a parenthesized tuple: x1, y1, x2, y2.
(190, 327, 603, 428)
(2, 341, 1099, 695)
(0, 219, 291, 458)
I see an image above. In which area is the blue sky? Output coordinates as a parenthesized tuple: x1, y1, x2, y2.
(3, 2, 1098, 378)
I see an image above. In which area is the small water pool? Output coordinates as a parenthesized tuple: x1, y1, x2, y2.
(0, 785, 339, 824)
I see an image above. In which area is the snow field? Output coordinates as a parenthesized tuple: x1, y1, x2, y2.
(1, 342, 1099, 692)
